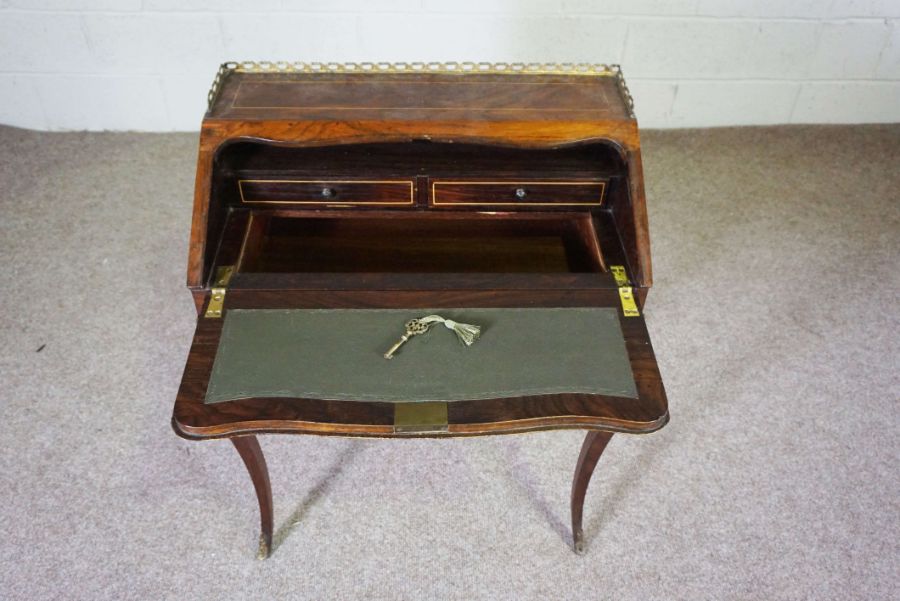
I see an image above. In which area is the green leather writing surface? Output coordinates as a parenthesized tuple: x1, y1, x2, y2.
(205, 308, 637, 404)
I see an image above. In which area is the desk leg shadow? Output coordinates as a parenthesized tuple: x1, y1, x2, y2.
(231, 435, 274, 560)
(570, 430, 614, 555)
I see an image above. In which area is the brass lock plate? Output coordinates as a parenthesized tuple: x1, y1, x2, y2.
(394, 402, 449, 433)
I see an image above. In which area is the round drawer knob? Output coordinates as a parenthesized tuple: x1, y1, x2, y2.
(321, 187, 336, 198)
(514, 187, 527, 199)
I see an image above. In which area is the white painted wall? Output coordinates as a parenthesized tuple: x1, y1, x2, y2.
(0, 0, 898, 131)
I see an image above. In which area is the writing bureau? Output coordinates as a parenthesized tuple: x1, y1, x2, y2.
(172, 62, 668, 558)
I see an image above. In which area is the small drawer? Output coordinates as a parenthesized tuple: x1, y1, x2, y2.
(430, 180, 606, 209)
(238, 179, 415, 207)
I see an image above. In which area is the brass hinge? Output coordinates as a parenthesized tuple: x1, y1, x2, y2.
(394, 402, 449, 434)
(611, 265, 640, 317)
(204, 266, 234, 319)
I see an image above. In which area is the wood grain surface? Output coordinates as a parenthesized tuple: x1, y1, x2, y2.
(176, 68, 665, 440)
(185, 70, 649, 290)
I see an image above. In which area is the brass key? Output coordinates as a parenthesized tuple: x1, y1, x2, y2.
(384, 318, 432, 359)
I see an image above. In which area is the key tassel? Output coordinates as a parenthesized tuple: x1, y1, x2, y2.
(419, 315, 482, 346)
(383, 314, 482, 359)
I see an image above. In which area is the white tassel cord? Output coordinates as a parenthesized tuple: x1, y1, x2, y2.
(418, 315, 482, 346)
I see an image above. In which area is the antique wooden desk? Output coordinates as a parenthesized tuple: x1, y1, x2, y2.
(172, 62, 668, 559)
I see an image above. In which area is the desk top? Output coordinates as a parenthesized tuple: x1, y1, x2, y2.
(206, 62, 635, 123)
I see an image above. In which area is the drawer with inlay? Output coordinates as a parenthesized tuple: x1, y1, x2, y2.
(429, 179, 606, 209)
(237, 179, 416, 207)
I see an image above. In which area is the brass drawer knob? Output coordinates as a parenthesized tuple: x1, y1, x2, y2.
(514, 187, 527, 199)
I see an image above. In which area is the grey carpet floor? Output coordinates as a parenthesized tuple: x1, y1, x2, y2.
(0, 124, 897, 600)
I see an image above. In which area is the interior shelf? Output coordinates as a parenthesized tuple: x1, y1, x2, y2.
(235, 212, 606, 274)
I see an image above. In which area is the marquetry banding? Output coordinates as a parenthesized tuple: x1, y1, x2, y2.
(237, 179, 415, 206)
(431, 180, 607, 207)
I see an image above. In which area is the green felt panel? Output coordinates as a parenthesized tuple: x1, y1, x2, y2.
(205, 308, 637, 404)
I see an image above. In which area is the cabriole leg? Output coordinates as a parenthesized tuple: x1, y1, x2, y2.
(231, 435, 273, 559)
(570, 430, 614, 555)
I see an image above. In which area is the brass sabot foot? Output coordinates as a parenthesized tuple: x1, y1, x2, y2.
(573, 529, 586, 555)
(257, 533, 271, 560)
